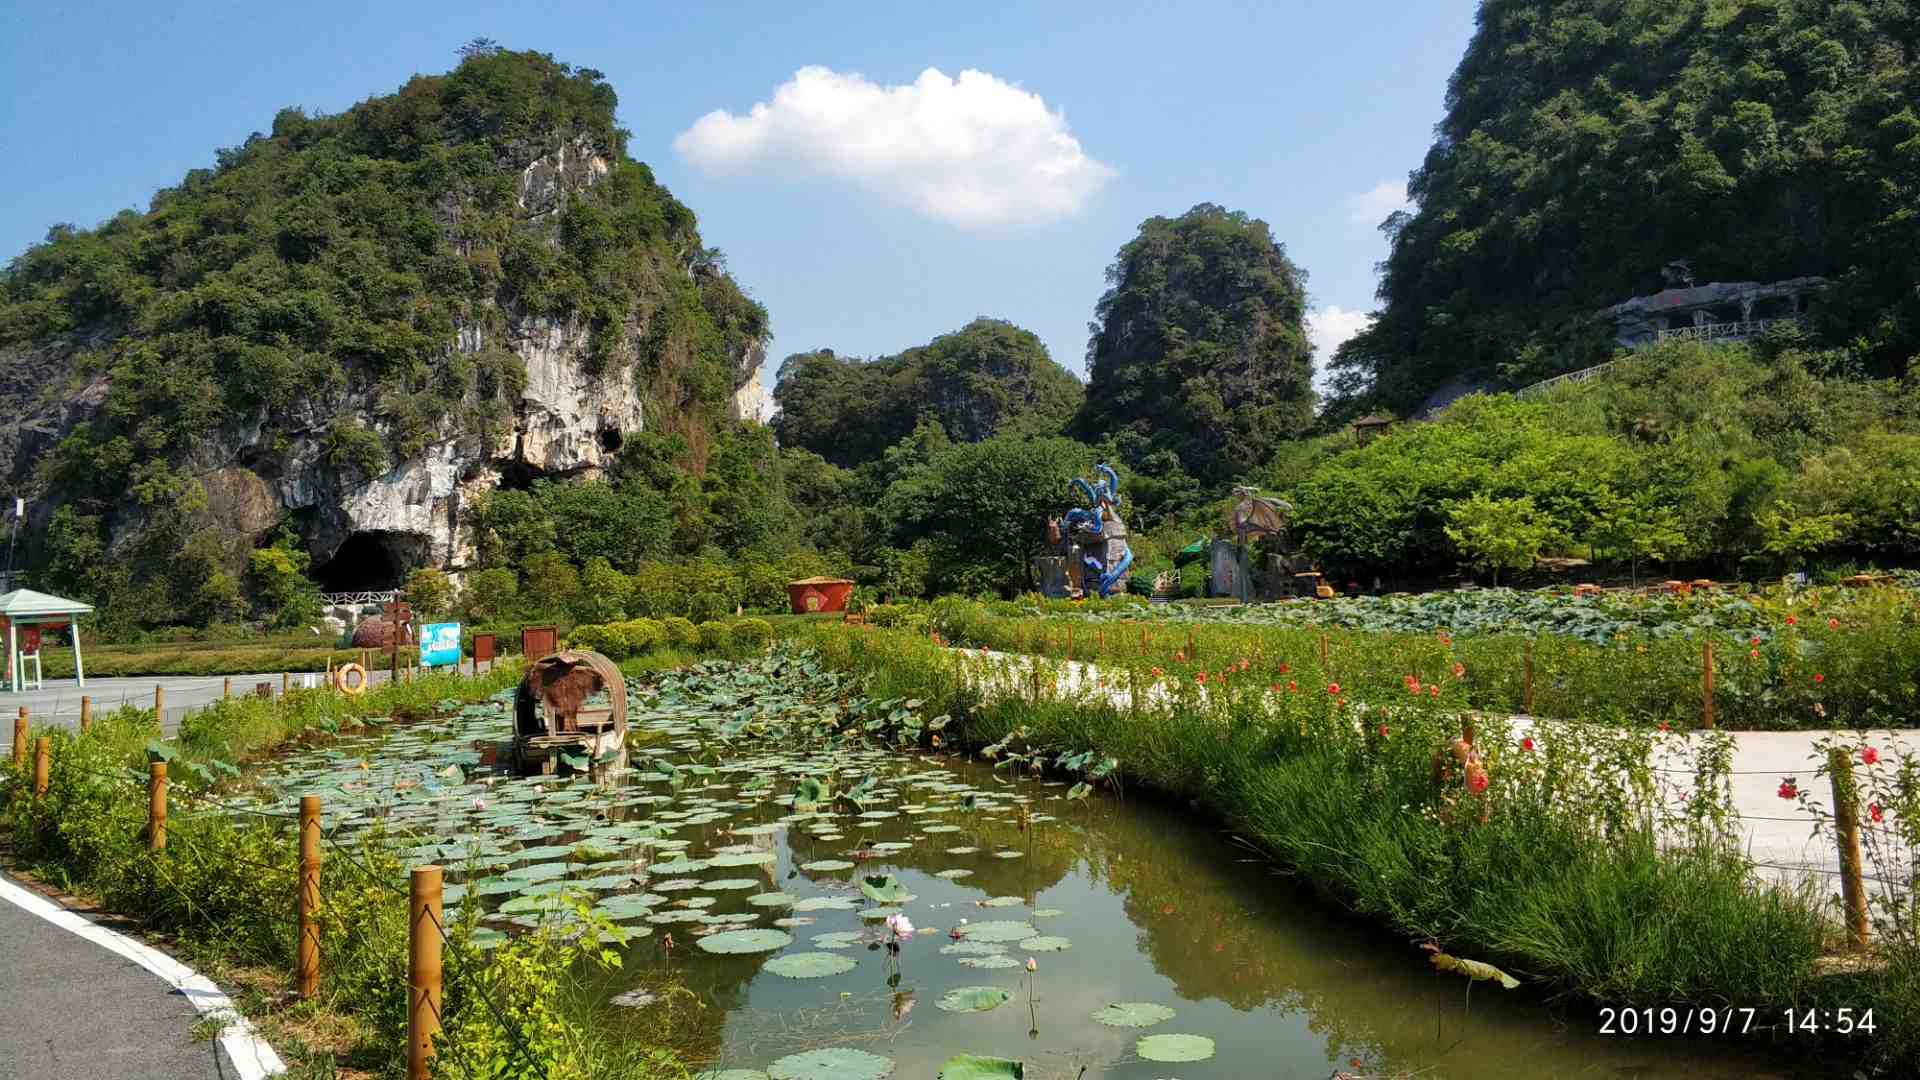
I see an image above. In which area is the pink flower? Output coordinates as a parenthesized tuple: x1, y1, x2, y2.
(1862, 746, 1880, 766)
(1521, 737, 1534, 752)
(1814, 673, 1824, 684)
(1025, 957, 1038, 972)
(1327, 682, 1341, 696)
(885, 913, 915, 938)
(1827, 618, 1840, 631)
(1777, 780, 1797, 800)
(1195, 672, 1208, 685)
(471, 797, 489, 811)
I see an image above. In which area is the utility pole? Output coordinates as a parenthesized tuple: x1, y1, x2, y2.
(4, 496, 21, 592)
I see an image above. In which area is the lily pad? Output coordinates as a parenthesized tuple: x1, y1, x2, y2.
(1090, 1002, 1175, 1028)
(695, 929, 793, 955)
(1017, 936, 1070, 952)
(764, 952, 859, 979)
(957, 920, 1038, 943)
(701, 878, 762, 891)
(858, 874, 912, 904)
(937, 986, 1013, 1013)
(1135, 1034, 1214, 1063)
(748, 891, 796, 907)
(811, 931, 864, 949)
(937, 1055, 1023, 1080)
(766, 1047, 894, 1080)
(980, 896, 1024, 908)
(934, 869, 973, 879)
(693, 1071, 769, 1080)
(941, 940, 1006, 956)
(793, 896, 860, 912)
(800, 859, 855, 872)
(1030, 908, 1064, 918)
(959, 954, 1021, 969)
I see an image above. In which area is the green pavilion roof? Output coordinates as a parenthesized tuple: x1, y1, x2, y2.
(0, 589, 94, 618)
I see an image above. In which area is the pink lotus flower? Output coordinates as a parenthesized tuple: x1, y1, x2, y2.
(1025, 957, 1038, 972)
(471, 797, 489, 810)
(885, 913, 915, 938)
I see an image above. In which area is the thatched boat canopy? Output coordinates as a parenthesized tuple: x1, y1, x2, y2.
(514, 649, 627, 743)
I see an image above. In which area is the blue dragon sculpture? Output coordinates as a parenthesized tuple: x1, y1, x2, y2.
(1059, 464, 1133, 598)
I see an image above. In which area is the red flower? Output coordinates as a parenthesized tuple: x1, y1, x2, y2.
(1657, 721, 1670, 732)
(1750, 636, 1761, 646)
(1174, 651, 1185, 662)
(1786, 615, 1798, 626)
(1278, 662, 1290, 674)
(1150, 666, 1163, 677)
(1466, 771, 1489, 794)
(1750, 648, 1759, 659)
(1378, 724, 1390, 738)
(1452, 662, 1466, 679)
(1327, 682, 1341, 696)
(1862, 746, 1880, 766)
(1521, 737, 1535, 752)
(1428, 685, 1438, 698)
(1287, 681, 1298, 692)
(1777, 780, 1798, 800)
(1238, 658, 1250, 672)
(1195, 672, 1208, 685)
(1870, 803, 1885, 824)
(1813, 673, 1824, 684)
(1828, 618, 1840, 631)
(1270, 682, 1282, 693)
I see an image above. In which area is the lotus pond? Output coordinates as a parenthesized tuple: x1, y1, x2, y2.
(225, 654, 1796, 1079)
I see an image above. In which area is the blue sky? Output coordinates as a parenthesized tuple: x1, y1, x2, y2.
(0, 1, 1478, 391)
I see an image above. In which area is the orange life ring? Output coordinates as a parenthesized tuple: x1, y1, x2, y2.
(335, 663, 368, 695)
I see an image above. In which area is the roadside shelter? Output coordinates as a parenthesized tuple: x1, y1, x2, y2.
(0, 589, 93, 691)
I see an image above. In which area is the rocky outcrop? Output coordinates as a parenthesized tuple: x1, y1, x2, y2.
(0, 134, 759, 584)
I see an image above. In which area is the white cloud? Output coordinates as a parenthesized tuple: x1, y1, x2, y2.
(674, 66, 1114, 228)
(1347, 180, 1411, 226)
(1307, 305, 1374, 393)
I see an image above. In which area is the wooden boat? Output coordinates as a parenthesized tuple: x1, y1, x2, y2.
(510, 649, 628, 774)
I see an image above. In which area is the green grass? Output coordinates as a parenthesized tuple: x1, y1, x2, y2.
(785, 621, 1915, 1072)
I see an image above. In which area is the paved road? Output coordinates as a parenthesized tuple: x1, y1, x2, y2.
(3, 661, 485, 747)
(0, 871, 235, 1079)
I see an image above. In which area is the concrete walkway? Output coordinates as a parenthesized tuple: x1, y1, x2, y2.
(3, 660, 487, 744)
(0, 871, 250, 1079)
(957, 648, 1916, 892)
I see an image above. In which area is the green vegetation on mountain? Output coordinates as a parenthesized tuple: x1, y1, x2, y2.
(1332, 0, 1920, 412)
(771, 317, 1083, 468)
(1279, 338, 1920, 582)
(1074, 203, 1315, 484)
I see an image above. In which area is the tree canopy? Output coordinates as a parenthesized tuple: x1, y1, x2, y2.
(1074, 204, 1315, 484)
(771, 318, 1083, 467)
(1333, 0, 1920, 414)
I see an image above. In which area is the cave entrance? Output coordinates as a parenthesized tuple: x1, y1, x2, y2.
(314, 531, 430, 593)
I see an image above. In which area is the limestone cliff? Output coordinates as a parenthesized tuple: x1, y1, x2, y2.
(0, 51, 768, 600)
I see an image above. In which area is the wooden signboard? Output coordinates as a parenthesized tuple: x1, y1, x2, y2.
(474, 632, 496, 671)
(521, 626, 557, 660)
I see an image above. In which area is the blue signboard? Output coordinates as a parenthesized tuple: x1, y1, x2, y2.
(419, 622, 462, 669)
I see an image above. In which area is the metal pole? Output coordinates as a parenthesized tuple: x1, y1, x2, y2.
(297, 796, 322, 998)
(148, 762, 167, 851)
(408, 865, 444, 1079)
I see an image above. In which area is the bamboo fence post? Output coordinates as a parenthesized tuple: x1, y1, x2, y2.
(1319, 633, 1329, 667)
(13, 708, 26, 768)
(1186, 627, 1195, 660)
(1066, 626, 1073, 663)
(148, 761, 168, 852)
(1523, 640, 1535, 715)
(297, 795, 322, 998)
(33, 737, 50, 798)
(79, 696, 91, 735)
(153, 685, 164, 726)
(223, 677, 231, 699)
(1701, 641, 1716, 729)
(409, 865, 445, 1080)
(1828, 748, 1871, 951)
(282, 672, 290, 696)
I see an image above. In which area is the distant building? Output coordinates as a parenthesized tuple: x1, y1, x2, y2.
(1351, 414, 1396, 444)
(1601, 275, 1827, 349)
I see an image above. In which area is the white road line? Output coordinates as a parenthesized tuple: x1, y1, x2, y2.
(0, 874, 285, 1079)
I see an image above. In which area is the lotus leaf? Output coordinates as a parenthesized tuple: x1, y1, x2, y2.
(695, 929, 793, 954)
(936, 1055, 1023, 1079)
(763, 952, 859, 979)
(766, 1048, 894, 1080)
(1135, 1034, 1214, 1062)
(936, 986, 1012, 1013)
(1090, 1002, 1175, 1028)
